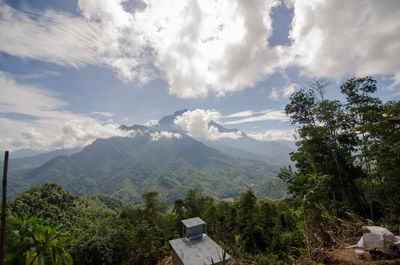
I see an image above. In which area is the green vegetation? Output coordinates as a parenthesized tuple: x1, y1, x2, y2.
(85, 194, 131, 211)
(5, 183, 303, 264)
(254, 178, 288, 200)
(280, 76, 400, 221)
(6, 214, 73, 265)
(277, 76, 400, 263)
(4, 76, 399, 264)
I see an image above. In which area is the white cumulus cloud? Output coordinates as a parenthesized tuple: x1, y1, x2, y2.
(0, 0, 285, 98)
(150, 131, 182, 141)
(55, 119, 129, 149)
(144, 119, 159, 127)
(174, 109, 242, 140)
(134, 0, 283, 98)
(1, 0, 399, 98)
(288, 0, 400, 91)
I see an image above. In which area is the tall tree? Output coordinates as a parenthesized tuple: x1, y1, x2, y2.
(282, 78, 383, 216)
(340, 76, 383, 220)
(238, 190, 258, 252)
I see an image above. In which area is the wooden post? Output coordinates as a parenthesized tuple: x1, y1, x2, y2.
(0, 151, 9, 265)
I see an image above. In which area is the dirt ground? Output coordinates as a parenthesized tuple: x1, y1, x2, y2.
(313, 247, 400, 265)
(157, 244, 400, 265)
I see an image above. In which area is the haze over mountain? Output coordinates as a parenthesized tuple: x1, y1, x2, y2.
(4, 148, 81, 171)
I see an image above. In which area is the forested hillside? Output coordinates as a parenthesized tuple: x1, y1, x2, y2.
(9, 133, 280, 203)
(6, 182, 303, 265)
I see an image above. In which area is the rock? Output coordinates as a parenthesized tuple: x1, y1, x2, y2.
(354, 249, 365, 259)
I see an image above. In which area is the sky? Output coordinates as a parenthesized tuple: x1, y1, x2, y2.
(0, 0, 399, 152)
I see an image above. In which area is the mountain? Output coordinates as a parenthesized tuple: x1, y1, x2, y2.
(154, 109, 188, 131)
(6, 149, 48, 159)
(5, 148, 81, 171)
(147, 109, 294, 166)
(9, 130, 280, 204)
(204, 137, 293, 166)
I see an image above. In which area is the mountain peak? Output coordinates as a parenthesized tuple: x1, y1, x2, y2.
(157, 109, 188, 130)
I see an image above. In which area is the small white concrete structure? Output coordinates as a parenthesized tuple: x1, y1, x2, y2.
(347, 226, 395, 249)
(169, 217, 230, 265)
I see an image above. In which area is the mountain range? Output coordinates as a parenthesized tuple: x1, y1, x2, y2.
(8, 110, 293, 203)
(150, 109, 294, 165)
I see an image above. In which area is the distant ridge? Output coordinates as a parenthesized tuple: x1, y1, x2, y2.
(5, 148, 81, 171)
(9, 128, 280, 204)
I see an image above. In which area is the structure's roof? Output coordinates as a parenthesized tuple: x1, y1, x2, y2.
(169, 234, 230, 265)
(181, 217, 206, 228)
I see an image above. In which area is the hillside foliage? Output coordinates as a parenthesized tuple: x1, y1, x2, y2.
(6, 183, 303, 265)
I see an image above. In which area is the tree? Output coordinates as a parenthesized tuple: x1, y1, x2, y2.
(237, 190, 258, 252)
(284, 78, 376, 216)
(141, 191, 167, 226)
(308, 78, 329, 101)
(282, 76, 400, 222)
(6, 214, 73, 265)
(340, 76, 383, 220)
(366, 100, 400, 221)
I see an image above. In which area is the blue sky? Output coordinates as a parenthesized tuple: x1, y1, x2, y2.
(0, 0, 399, 151)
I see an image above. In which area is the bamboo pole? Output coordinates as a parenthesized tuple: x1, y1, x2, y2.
(0, 151, 9, 265)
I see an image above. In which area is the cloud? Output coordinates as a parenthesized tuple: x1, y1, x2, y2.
(221, 109, 288, 125)
(89, 112, 115, 117)
(135, 0, 283, 98)
(0, 0, 284, 98)
(2, 0, 399, 99)
(0, 72, 128, 151)
(150, 131, 182, 141)
(144, 119, 159, 127)
(223, 110, 257, 118)
(247, 129, 295, 141)
(14, 70, 60, 80)
(269, 82, 298, 100)
(0, 1, 152, 84)
(55, 119, 129, 149)
(288, 0, 400, 89)
(0, 71, 66, 117)
(283, 83, 297, 97)
(269, 87, 280, 101)
(0, 3, 100, 68)
(4, 117, 129, 151)
(174, 109, 242, 140)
